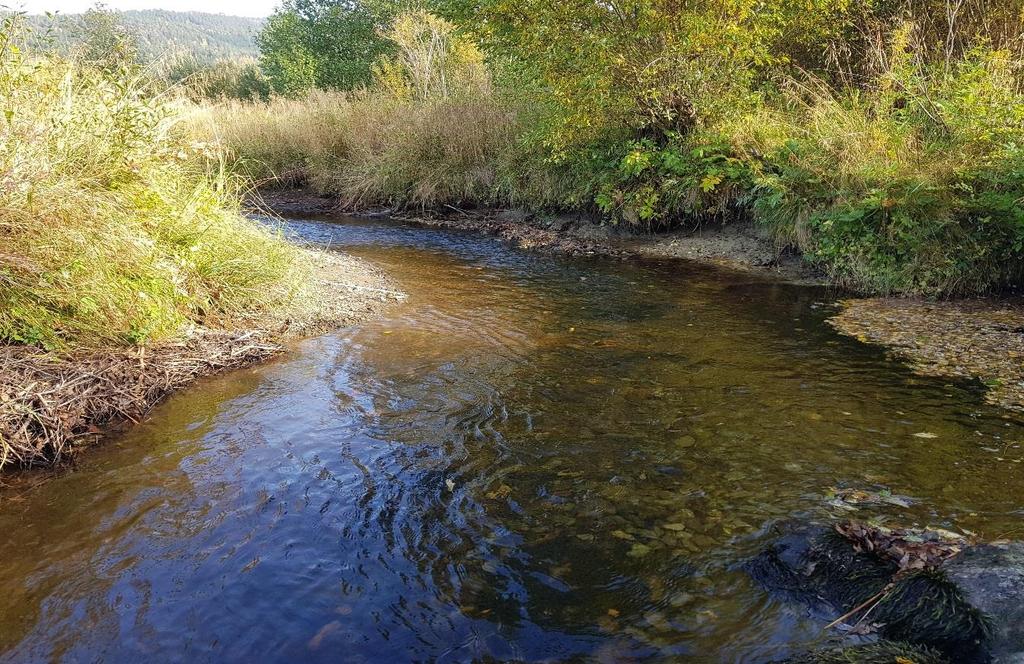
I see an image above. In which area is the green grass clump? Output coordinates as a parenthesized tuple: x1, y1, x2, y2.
(785, 641, 950, 663)
(0, 20, 311, 350)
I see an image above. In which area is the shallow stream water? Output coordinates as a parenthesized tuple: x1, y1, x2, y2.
(1, 216, 1022, 662)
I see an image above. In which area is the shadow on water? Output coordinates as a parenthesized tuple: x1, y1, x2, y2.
(1, 215, 1022, 662)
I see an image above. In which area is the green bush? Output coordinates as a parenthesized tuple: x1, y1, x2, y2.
(594, 136, 754, 230)
(735, 41, 1024, 294)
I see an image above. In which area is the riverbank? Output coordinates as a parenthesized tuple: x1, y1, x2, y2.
(255, 188, 818, 283)
(0, 249, 401, 470)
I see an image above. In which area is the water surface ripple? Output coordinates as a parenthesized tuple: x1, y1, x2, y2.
(1, 217, 1022, 662)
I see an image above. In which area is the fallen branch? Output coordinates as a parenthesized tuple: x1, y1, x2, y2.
(824, 582, 894, 631)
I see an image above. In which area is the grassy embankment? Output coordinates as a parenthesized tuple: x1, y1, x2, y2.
(205, 6, 1024, 297)
(0, 20, 382, 468)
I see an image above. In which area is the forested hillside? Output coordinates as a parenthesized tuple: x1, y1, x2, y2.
(23, 9, 260, 61)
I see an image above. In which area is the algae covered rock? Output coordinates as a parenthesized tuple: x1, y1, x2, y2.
(784, 641, 949, 664)
(746, 522, 1024, 663)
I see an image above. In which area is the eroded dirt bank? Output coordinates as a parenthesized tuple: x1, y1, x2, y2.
(0, 250, 401, 470)
(254, 189, 818, 283)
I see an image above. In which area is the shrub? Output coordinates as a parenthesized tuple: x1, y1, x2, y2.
(734, 38, 1024, 294)
(371, 10, 490, 101)
(594, 135, 755, 230)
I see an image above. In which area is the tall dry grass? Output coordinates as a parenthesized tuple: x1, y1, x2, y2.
(0, 18, 313, 350)
(199, 90, 518, 208)
(198, 11, 524, 210)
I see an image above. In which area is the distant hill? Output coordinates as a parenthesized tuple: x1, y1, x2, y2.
(23, 10, 262, 62)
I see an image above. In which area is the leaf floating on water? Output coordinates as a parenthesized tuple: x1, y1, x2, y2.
(876, 489, 912, 508)
(445, 479, 455, 492)
(830, 488, 872, 503)
(913, 432, 939, 438)
(928, 526, 966, 542)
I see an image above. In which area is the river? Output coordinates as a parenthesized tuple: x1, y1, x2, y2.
(1, 216, 1021, 662)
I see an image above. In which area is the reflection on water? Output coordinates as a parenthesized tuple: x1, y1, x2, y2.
(1, 217, 1022, 662)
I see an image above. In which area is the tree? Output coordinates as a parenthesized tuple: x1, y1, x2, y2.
(256, 0, 393, 95)
(371, 10, 489, 100)
(77, 4, 139, 70)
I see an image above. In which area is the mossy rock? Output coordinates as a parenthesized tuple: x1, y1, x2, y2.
(747, 524, 992, 663)
(785, 640, 949, 664)
(945, 543, 1024, 662)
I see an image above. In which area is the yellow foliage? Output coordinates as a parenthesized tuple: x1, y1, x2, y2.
(372, 10, 490, 101)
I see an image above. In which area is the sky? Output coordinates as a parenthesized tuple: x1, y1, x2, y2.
(6, 0, 278, 17)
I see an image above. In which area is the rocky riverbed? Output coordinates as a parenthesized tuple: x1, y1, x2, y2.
(830, 298, 1024, 413)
